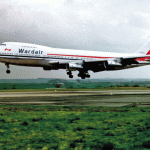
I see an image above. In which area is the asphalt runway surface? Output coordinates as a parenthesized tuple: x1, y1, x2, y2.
(0, 90, 150, 107)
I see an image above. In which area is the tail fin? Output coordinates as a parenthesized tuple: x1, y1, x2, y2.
(135, 40, 150, 55)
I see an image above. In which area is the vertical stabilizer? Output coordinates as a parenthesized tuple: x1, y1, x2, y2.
(135, 40, 150, 55)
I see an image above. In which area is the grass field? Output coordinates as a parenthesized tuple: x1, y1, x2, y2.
(1, 106, 150, 149)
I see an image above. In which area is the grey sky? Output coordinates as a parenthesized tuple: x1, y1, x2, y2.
(0, 0, 150, 79)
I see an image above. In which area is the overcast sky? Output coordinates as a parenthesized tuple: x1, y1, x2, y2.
(0, 0, 150, 79)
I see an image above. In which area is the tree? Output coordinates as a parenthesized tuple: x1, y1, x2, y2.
(124, 84, 129, 87)
(54, 83, 62, 88)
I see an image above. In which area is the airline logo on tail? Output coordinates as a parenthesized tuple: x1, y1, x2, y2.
(146, 50, 150, 55)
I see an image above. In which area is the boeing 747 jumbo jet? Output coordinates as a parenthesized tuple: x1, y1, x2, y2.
(0, 41, 150, 79)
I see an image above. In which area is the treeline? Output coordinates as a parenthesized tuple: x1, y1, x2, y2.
(0, 82, 150, 90)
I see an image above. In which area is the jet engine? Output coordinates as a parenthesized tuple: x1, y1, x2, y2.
(92, 61, 108, 72)
(92, 59, 123, 72)
(68, 62, 83, 71)
(107, 60, 122, 66)
(106, 58, 124, 70)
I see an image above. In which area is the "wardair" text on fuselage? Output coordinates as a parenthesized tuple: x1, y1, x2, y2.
(19, 49, 43, 54)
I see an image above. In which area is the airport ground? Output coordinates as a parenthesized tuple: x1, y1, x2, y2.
(0, 88, 150, 107)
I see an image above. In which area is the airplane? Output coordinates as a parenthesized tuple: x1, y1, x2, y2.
(0, 41, 150, 79)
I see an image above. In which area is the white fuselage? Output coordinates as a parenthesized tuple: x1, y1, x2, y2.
(0, 42, 149, 79)
(0, 42, 140, 66)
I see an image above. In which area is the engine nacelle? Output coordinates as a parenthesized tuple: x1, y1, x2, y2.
(107, 60, 122, 66)
(103, 61, 108, 69)
(68, 63, 83, 71)
(92, 61, 108, 72)
(92, 59, 122, 72)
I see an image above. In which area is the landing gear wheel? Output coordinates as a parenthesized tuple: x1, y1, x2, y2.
(81, 76, 85, 79)
(6, 70, 10, 74)
(86, 75, 90, 78)
(67, 71, 71, 75)
(69, 75, 73, 78)
(78, 71, 90, 79)
(78, 73, 81, 77)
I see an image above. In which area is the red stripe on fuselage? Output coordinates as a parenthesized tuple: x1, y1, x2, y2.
(47, 53, 115, 59)
(135, 57, 150, 61)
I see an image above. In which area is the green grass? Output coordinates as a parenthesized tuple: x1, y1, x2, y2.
(1, 106, 150, 149)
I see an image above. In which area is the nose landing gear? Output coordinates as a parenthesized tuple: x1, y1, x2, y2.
(5, 63, 10, 74)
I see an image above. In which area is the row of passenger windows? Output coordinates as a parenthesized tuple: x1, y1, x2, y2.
(0, 53, 13, 55)
(22, 46, 37, 48)
(0, 53, 94, 60)
(0, 44, 6, 46)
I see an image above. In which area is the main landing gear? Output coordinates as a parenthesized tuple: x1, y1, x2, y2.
(67, 70, 73, 78)
(5, 63, 10, 74)
(66, 70, 90, 79)
(78, 71, 90, 79)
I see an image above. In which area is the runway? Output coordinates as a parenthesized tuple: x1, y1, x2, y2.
(0, 90, 150, 107)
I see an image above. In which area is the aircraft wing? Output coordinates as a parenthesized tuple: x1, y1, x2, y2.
(45, 54, 150, 69)
(84, 54, 150, 65)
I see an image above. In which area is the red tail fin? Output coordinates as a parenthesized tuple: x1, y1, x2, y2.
(146, 50, 150, 55)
